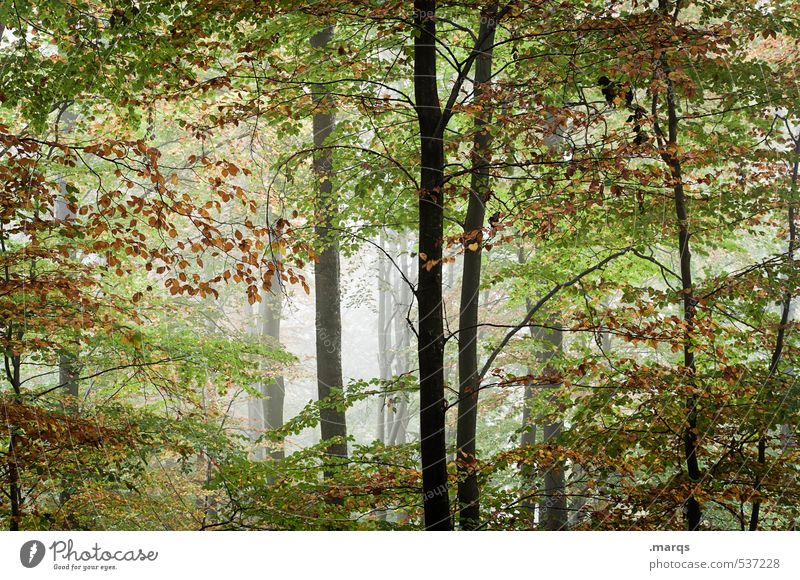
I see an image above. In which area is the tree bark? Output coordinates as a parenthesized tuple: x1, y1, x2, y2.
(653, 5, 702, 528)
(456, 9, 496, 530)
(667, 102, 702, 532)
(413, 0, 450, 530)
(311, 26, 348, 470)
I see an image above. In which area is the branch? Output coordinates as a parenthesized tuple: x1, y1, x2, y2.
(30, 358, 183, 399)
(478, 247, 633, 381)
(436, 2, 514, 135)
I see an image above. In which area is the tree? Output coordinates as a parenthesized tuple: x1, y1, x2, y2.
(749, 120, 799, 530)
(311, 26, 348, 472)
(2, 0, 800, 534)
(456, 5, 499, 530)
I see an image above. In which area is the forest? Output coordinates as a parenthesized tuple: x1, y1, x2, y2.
(0, 0, 798, 533)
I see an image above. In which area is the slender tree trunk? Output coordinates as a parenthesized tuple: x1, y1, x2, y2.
(538, 324, 567, 530)
(413, 0, 450, 530)
(653, 7, 702, 528)
(519, 383, 537, 528)
(311, 26, 348, 470)
(199, 374, 217, 522)
(376, 398, 387, 444)
(58, 355, 78, 399)
(388, 394, 409, 445)
(516, 246, 568, 529)
(376, 231, 394, 443)
(519, 279, 538, 526)
(3, 144, 27, 527)
(749, 133, 799, 530)
(56, 109, 80, 409)
(57, 351, 79, 505)
(247, 300, 266, 461)
(569, 464, 588, 528)
(5, 350, 22, 530)
(393, 237, 414, 447)
(516, 103, 570, 528)
(8, 428, 21, 531)
(519, 252, 538, 451)
(456, 9, 496, 530)
(261, 268, 285, 460)
(668, 108, 702, 531)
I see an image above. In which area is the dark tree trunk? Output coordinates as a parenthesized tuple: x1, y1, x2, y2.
(413, 0, 450, 530)
(456, 10, 496, 530)
(653, 9, 701, 527)
(668, 108, 702, 531)
(8, 430, 20, 531)
(672, 167, 702, 532)
(5, 350, 22, 530)
(4, 141, 25, 527)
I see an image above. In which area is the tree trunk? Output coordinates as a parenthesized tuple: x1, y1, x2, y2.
(247, 299, 266, 461)
(261, 268, 285, 460)
(56, 109, 80, 407)
(376, 231, 394, 443)
(456, 10, 496, 530)
(311, 26, 348, 470)
(56, 193, 79, 405)
(413, 0, 450, 530)
(54, 108, 80, 509)
(749, 132, 799, 530)
(668, 101, 702, 532)
(8, 428, 21, 531)
(538, 324, 567, 531)
(5, 348, 22, 530)
(519, 269, 538, 526)
(653, 8, 702, 528)
(392, 235, 413, 446)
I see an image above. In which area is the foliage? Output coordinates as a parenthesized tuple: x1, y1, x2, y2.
(1, 0, 799, 531)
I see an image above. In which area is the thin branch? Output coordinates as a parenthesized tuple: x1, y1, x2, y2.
(478, 247, 633, 381)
